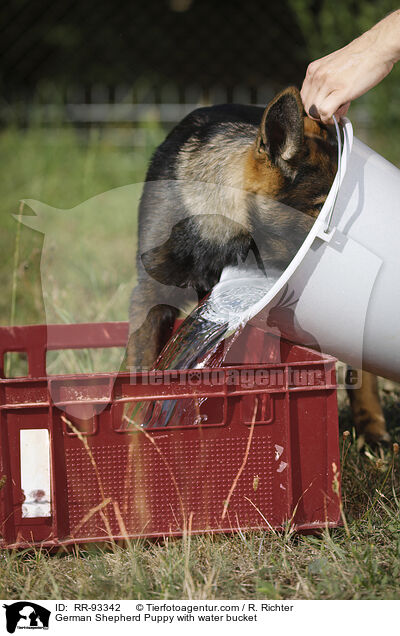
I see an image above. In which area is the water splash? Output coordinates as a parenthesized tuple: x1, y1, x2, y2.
(124, 270, 280, 429)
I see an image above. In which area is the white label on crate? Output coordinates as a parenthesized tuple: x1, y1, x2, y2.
(20, 429, 51, 518)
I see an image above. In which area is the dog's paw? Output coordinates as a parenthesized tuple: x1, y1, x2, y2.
(356, 421, 391, 451)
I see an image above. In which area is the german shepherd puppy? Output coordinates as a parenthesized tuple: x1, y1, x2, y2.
(128, 86, 389, 446)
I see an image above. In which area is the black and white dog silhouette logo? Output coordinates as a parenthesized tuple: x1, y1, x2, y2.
(3, 602, 50, 633)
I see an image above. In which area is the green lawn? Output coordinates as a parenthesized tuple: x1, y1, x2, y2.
(1, 120, 400, 600)
(0, 123, 163, 330)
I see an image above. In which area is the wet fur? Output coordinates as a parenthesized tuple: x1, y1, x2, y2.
(128, 86, 389, 445)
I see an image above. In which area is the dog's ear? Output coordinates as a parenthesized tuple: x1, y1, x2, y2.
(256, 87, 304, 167)
(142, 243, 189, 288)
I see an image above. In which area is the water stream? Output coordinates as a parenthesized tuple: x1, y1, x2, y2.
(125, 269, 281, 428)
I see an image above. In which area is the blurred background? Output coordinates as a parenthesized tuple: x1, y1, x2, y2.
(1, 0, 400, 373)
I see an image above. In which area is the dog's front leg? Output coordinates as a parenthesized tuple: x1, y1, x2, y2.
(128, 279, 179, 371)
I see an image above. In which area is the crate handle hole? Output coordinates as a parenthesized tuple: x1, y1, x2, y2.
(3, 351, 29, 378)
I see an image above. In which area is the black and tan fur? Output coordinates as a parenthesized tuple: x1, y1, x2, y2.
(128, 86, 389, 445)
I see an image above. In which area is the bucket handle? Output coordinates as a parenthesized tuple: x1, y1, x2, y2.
(321, 115, 353, 236)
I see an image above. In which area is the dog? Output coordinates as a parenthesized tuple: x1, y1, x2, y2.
(128, 86, 389, 446)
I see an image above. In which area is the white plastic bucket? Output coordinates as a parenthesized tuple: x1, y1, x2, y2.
(217, 119, 400, 381)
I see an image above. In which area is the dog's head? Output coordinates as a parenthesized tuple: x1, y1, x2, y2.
(246, 86, 338, 217)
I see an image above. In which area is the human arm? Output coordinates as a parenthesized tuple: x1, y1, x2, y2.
(301, 9, 400, 123)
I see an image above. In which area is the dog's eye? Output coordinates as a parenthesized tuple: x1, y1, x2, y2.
(313, 196, 327, 212)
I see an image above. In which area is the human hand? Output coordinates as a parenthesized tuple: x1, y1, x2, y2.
(301, 10, 400, 123)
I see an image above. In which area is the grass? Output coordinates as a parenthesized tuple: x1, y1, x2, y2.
(0, 121, 165, 375)
(0, 122, 164, 331)
(1, 430, 399, 600)
(1, 118, 400, 600)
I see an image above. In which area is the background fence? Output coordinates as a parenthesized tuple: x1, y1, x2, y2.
(1, 0, 304, 133)
(3, 0, 398, 138)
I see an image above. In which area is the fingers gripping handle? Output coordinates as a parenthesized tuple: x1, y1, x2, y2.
(318, 116, 353, 239)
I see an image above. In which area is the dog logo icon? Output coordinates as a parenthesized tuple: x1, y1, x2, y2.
(3, 602, 50, 633)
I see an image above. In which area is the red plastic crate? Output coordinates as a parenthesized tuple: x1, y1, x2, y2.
(0, 321, 341, 548)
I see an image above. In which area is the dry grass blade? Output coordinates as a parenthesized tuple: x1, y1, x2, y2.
(71, 498, 112, 536)
(6, 201, 24, 377)
(221, 398, 257, 520)
(122, 411, 186, 527)
(61, 414, 114, 539)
